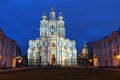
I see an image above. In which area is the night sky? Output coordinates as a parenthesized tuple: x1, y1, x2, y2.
(0, 0, 120, 55)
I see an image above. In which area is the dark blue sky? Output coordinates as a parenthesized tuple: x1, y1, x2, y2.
(0, 0, 120, 55)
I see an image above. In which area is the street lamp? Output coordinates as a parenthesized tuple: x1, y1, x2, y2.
(89, 59, 93, 67)
(117, 55, 120, 66)
(117, 55, 120, 59)
(18, 59, 22, 63)
(0, 54, 1, 60)
(89, 59, 92, 63)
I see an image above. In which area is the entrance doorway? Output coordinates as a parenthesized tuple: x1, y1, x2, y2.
(51, 54, 55, 65)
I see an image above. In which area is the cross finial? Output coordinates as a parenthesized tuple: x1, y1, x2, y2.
(42, 9, 47, 19)
(43, 10, 46, 15)
(51, 5, 54, 11)
(60, 11, 62, 16)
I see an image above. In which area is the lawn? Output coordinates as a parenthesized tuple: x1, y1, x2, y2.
(0, 67, 120, 80)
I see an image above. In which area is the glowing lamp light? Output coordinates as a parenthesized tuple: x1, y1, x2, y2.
(18, 59, 22, 63)
(117, 55, 120, 59)
(89, 59, 92, 62)
(0, 54, 1, 60)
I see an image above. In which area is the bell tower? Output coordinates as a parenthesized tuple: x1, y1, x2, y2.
(40, 10, 48, 38)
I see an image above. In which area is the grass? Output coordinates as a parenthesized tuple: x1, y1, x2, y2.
(0, 67, 120, 80)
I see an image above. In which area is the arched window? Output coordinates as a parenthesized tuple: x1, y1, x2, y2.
(39, 45, 42, 50)
(59, 32, 60, 37)
(52, 43, 55, 47)
(41, 32, 43, 38)
(45, 32, 47, 37)
(33, 46, 36, 50)
(52, 25, 54, 29)
(41, 24, 43, 28)
(45, 24, 47, 28)
(64, 46, 66, 49)
(32, 56, 35, 64)
(52, 32, 54, 35)
(62, 24, 64, 28)
(62, 32, 64, 37)
(58, 24, 60, 28)
(70, 47, 72, 50)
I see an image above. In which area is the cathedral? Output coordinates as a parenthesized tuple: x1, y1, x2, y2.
(27, 6, 77, 66)
(81, 42, 88, 58)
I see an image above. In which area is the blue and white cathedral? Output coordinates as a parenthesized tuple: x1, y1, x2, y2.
(27, 6, 77, 66)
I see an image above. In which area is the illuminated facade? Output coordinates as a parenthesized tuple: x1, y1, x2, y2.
(92, 29, 120, 67)
(27, 6, 77, 66)
(0, 29, 17, 68)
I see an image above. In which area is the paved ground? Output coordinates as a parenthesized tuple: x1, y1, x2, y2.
(100, 68, 120, 71)
(0, 67, 120, 80)
(0, 66, 120, 74)
(0, 67, 39, 74)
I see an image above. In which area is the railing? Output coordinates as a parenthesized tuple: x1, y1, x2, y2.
(26, 59, 77, 67)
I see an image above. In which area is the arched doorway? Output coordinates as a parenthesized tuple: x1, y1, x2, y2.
(70, 56, 72, 65)
(32, 56, 35, 65)
(39, 56, 41, 65)
(3, 60, 6, 68)
(51, 54, 55, 65)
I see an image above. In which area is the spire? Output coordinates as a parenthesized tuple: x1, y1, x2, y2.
(43, 10, 46, 16)
(58, 11, 63, 20)
(83, 42, 87, 48)
(42, 10, 47, 20)
(60, 11, 62, 16)
(51, 5, 54, 11)
(50, 5, 56, 19)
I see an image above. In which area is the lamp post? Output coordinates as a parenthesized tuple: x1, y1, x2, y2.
(0, 54, 1, 60)
(89, 59, 92, 63)
(117, 55, 120, 67)
(89, 59, 93, 67)
(18, 59, 22, 64)
(0, 54, 2, 66)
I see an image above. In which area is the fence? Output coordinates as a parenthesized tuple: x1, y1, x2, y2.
(26, 59, 77, 67)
